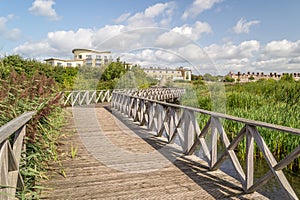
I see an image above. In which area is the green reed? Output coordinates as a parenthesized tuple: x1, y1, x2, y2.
(181, 77, 300, 172)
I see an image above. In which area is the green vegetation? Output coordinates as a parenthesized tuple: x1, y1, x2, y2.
(0, 55, 157, 198)
(182, 74, 300, 173)
(97, 60, 157, 90)
(0, 69, 66, 198)
(224, 75, 235, 82)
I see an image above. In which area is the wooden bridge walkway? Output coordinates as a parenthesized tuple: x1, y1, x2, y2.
(40, 104, 266, 199)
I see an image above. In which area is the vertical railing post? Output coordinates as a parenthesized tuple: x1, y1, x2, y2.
(210, 116, 218, 170)
(246, 125, 254, 191)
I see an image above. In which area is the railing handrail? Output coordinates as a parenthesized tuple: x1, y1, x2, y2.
(114, 92, 300, 136)
(0, 111, 36, 199)
(0, 111, 36, 143)
(63, 88, 185, 107)
(111, 91, 300, 200)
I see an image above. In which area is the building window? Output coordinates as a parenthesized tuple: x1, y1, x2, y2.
(78, 55, 82, 59)
(67, 63, 72, 67)
(86, 55, 92, 59)
(57, 62, 62, 67)
(96, 55, 101, 59)
(77, 63, 81, 67)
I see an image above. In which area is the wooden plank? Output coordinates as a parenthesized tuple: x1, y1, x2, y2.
(0, 141, 9, 200)
(0, 111, 35, 144)
(113, 92, 300, 136)
(8, 126, 26, 194)
(247, 143, 300, 194)
(41, 106, 267, 200)
(211, 117, 246, 185)
(248, 125, 298, 200)
(210, 124, 217, 169)
(246, 127, 254, 190)
(169, 110, 184, 144)
(183, 111, 195, 154)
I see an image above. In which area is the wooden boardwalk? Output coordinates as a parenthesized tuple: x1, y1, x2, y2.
(41, 104, 267, 199)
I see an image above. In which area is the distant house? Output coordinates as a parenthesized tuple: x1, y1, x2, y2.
(45, 48, 113, 67)
(228, 71, 300, 82)
(143, 66, 192, 81)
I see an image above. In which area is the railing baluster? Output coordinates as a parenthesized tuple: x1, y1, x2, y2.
(246, 125, 254, 190)
(101, 88, 299, 199)
(0, 112, 35, 199)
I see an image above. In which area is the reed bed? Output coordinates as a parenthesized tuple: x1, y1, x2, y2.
(182, 76, 300, 173)
(0, 71, 66, 199)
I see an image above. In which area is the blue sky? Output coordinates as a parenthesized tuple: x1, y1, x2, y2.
(1, 0, 300, 74)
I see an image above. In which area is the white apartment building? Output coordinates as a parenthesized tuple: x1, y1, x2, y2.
(44, 58, 83, 67)
(45, 48, 113, 67)
(143, 67, 192, 81)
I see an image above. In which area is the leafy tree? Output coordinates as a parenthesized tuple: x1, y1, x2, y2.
(101, 62, 126, 81)
(203, 73, 218, 81)
(224, 75, 235, 82)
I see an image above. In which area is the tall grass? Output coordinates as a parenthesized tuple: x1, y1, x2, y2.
(0, 71, 66, 199)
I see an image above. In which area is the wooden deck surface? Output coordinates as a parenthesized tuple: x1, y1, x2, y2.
(40, 104, 267, 199)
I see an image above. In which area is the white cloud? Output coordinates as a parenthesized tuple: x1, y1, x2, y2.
(29, 0, 59, 20)
(0, 15, 21, 41)
(14, 29, 94, 57)
(114, 13, 131, 24)
(233, 18, 260, 34)
(126, 2, 176, 27)
(182, 0, 223, 20)
(252, 39, 300, 72)
(13, 1, 300, 75)
(155, 21, 212, 48)
(262, 39, 300, 58)
(205, 40, 260, 60)
(13, 41, 55, 57)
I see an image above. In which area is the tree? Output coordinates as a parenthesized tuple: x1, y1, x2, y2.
(224, 75, 235, 82)
(101, 62, 126, 81)
(203, 73, 218, 81)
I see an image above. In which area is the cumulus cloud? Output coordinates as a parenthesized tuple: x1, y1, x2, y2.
(13, 41, 56, 58)
(233, 18, 260, 34)
(253, 39, 300, 72)
(204, 40, 260, 60)
(0, 15, 21, 41)
(182, 0, 223, 20)
(29, 0, 59, 20)
(14, 29, 94, 57)
(155, 21, 212, 48)
(13, 1, 300, 74)
(114, 13, 131, 24)
(262, 39, 300, 58)
(126, 2, 176, 27)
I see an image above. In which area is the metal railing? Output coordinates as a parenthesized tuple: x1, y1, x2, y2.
(111, 92, 300, 200)
(0, 111, 35, 200)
